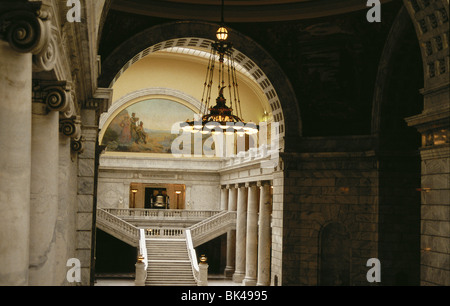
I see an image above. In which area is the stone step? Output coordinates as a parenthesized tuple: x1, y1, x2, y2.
(144, 237, 197, 286)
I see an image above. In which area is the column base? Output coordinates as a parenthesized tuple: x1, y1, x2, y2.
(232, 272, 245, 283)
(256, 281, 270, 286)
(224, 266, 235, 278)
(243, 277, 257, 286)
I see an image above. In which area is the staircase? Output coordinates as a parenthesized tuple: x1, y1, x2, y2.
(145, 238, 197, 286)
(96, 208, 236, 286)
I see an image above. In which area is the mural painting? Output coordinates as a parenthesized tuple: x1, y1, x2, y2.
(102, 99, 195, 153)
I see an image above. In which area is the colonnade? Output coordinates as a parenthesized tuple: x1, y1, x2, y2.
(0, 3, 91, 285)
(0, 39, 82, 285)
(220, 181, 272, 286)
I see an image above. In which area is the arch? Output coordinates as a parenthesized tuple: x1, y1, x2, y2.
(99, 87, 201, 134)
(318, 222, 352, 286)
(401, 0, 449, 90)
(98, 21, 302, 149)
(372, 7, 415, 135)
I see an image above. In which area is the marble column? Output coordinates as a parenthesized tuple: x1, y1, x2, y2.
(28, 104, 59, 285)
(243, 183, 259, 286)
(257, 182, 272, 286)
(0, 40, 32, 286)
(233, 184, 248, 283)
(224, 185, 237, 278)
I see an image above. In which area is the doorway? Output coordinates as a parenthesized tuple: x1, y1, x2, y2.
(129, 183, 185, 209)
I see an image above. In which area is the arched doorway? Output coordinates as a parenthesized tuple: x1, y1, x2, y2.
(319, 223, 351, 286)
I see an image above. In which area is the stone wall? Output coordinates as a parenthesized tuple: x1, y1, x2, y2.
(275, 151, 380, 286)
(98, 155, 221, 211)
(420, 146, 450, 285)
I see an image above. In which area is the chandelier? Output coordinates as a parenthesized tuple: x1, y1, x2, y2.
(180, 1, 258, 136)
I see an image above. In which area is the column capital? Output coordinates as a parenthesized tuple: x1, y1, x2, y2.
(0, 2, 52, 55)
(245, 182, 258, 188)
(71, 136, 85, 154)
(32, 80, 74, 115)
(257, 180, 272, 187)
(60, 115, 81, 140)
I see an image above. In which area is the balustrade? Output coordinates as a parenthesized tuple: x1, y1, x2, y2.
(103, 208, 220, 220)
(145, 227, 185, 238)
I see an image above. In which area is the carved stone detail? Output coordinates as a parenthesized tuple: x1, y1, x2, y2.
(60, 115, 81, 139)
(32, 26, 58, 72)
(32, 81, 74, 115)
(0, 4, 50, 55)
(71, 136, 85, 154)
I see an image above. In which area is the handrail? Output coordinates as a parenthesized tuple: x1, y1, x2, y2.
(139, 229, 148, 272)
(189, 210, 237, 247)
(103, 208, 221, 220)
(96, 208, 140, 246)
(185, 229, 199, 284)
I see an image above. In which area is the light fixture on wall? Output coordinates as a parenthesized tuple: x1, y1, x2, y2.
(181, 0, 258, 136)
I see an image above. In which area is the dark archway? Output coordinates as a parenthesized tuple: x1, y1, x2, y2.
(373, 6, 423, 286)
(319, 222, 351, 286)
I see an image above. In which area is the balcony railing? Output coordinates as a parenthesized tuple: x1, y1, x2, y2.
(102, 208, 220, 220)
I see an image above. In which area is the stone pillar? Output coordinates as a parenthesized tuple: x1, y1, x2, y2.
(220, 186, 228, 210)
(135, 259, 146, 286)
(407, 97, 450, 285)
(28, 103, 59, 285)
(0, 3, 61, 285)
(198, 261, 209, 286)
(77, 109, 98, 286)
(257, 182, 272, 286)
(233, 184, 248, 283)
(0, 40, 32, 286)
(224, 185, 237, 278)
(243, 183, 259, 286)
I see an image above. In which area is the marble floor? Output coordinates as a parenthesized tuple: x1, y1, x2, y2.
(94, 274, 240, 286)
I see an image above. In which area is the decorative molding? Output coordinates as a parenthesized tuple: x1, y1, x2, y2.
(71, 136, 85, 154)
(32, 80, 75, 117)
(32, 23, 58, 72)
(0, 1, 58, 73)
(85, 87, 114, 112)
(60, 115, 82, 139)
(0, 2, 49, 54)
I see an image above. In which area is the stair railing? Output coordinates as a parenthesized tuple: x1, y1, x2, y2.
(135, 229, 148, 286)
(189, 211, 237, 247)
(139, 229, 148, 272)
(96, 208, 140, 246)
(185, 229, 199, 284)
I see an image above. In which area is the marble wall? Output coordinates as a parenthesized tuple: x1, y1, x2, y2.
(97, 155, 222, 211)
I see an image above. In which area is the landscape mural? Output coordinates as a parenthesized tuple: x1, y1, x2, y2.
(101, 99, 195, 153)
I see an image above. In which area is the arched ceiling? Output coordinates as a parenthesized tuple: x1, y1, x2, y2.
(100, 0, 407, 137)
(110, 0, 393, 22)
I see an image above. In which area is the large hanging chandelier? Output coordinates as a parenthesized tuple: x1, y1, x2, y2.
(180, 1, 258, 136)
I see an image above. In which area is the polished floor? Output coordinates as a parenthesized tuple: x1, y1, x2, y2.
(94, 274, 240, 286)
